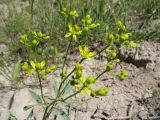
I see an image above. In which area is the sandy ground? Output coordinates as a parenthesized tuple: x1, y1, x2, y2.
(0, 41, 160, 120)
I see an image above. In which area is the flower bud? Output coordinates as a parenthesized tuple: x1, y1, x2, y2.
(95, 87, 109, 96)
(74, 24, 80, 31)
(105, 49, 110, 55)
(35, 61, 45, 70)
(106, 63, 113, 72)
(121, 70, 128, 77)
(32, 40, 38, 46)
(73, 34, 77, 41)
(37, 32, 43, 38)
(116, 21, 126, 31)
(45, 68, 52, 74)
(85, 76, 95, 85)
(118, 74, 125, 81)
(50, 65, 56, 71)
(75, 63, 82, 70)
(107, 33, 114, 45)
(42, 75, 47, 80)
(22, 62, 28, 71)
(120, 34, 129, 41)
(87, 18, 92, 25)
(86, 15, 91, 19)
(110, 52, 117, 58)
(118, 70, 128, 81)
(70, 80, 78, 86)
(44, 36, 50, 40)
(84, 27, 89, 32)
(90, 23, 100, 28)
(129, 41, 137, 48)
(114, 59, 120, 63)
(127, 32, 132, 37)
(39, 70, 45, 75)
(20, 34, 27, 44)
(107, 33, 114, 40)
(90, 91, 96, 97)
(32, 31, 37, 37)
(62, 8, 67, 12)
(69, 10, 78, 17)
(75, 70, 82, 79)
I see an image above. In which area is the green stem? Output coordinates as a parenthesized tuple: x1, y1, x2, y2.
(42, 98, 60, 120)
(63, 86, 85, 101)
(58, 40, 72, 95)
(95, 69, 107, 80)
(30, 0, 35, 21)
(97, 44, 110, 55)
(58, 58, 84, 97)
(46, 86, 85, 119)
(42, 44, 110, 119)
(37, 73, 47, 105)
(62, 40, 72, 75)
(57, 0, 63, 10)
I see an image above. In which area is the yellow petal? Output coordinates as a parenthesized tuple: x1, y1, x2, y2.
(30, 61, 35, 69)
(40, 61, 46, 69)
(65, 33, 72, 38)
(68, 24, 73, 32)
(73, 34, 77, 41)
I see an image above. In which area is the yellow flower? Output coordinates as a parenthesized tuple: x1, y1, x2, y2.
(95, 87, 109, 96)
(78, 45, 96, 60)
(32, 40, 39, 46)
(30, 61, 45, 70)
(22, 62, 29, 71)
(106, 63, 113, 72)
(65, 24, 82, 41)
(69, 10, 79, 17)
(19, 34, 27, 44)
(85, 76, 95, 87)
(116, 21, 126, 31)
(129, 41, 137, 48)
(118, 70, 128, 81)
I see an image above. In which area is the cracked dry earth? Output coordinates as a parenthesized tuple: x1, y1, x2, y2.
(0, 41, 160, 120)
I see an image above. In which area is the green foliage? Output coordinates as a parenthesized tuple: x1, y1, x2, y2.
(8, 114, 17, 120)
(54, 108, 70, 120)
(19, 15, 136, 119)
(0, 53, 21, 86)
(1, 0, 15, 4)
(26, 109, 33, 120)
(29, 90, 43, 104)
(23, 105, 33, 111)
(2, 0, 158, 120)
(11, 60, 21, 82)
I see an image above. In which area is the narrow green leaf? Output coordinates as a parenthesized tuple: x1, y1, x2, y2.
(27, 109, 33, 120)
(64, 98, 76, 105)
(29, 90, 43, 104)
(11, 60, 21, 81)
(53, 82, 59, 96)
(63, 83, 72, 97)
(8, 114, 17, 120)
(23, 105, 33, 111)
(54, 109, 70, 120)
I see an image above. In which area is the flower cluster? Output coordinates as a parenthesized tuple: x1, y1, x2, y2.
(65, 24, 82, 41)
(61, 8, 79, 18)
(118, 70, 128, 81)
(82, 15, 100, 33)
(19, 31, 50, 46)
(64, 9, 100, 42)
(71, 63, 108, 97)
(78, 45, 96, 60)
(107, 21, 137, 48)
(22, 61, 56, 80)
